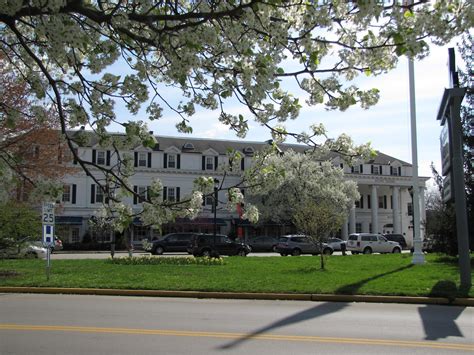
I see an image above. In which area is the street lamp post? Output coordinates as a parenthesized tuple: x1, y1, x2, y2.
(213, 178, 219, 250)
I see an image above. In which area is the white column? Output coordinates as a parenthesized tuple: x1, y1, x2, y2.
(392, 186, 401, 234)
(349, 204, 356, 234)
(371, 185, 379, 233)
(419, 186, 426, 240)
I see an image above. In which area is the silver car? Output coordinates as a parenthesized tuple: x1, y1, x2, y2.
(0, 243, 47, 259)
(276, 235, 333, 256)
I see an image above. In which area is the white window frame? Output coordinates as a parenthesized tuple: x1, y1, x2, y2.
(138, 152, 147, 167)
(167, 187, 176, 202)
(95, 185, 104, 203)
(168, 154, 176, 168)
(96, 150, 106, 165)
(206, 156, 214, 170)
(62, 185, 71, 203)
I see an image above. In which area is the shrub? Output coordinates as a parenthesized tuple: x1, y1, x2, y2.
(106, 256, 225, 266)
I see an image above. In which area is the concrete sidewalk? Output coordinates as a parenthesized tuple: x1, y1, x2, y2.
(1, 286, 473, 306)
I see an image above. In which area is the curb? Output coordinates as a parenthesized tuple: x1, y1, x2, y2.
(1, 287, 473, 306)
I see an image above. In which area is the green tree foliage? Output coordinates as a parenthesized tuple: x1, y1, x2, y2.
(0, 201, 41, 249)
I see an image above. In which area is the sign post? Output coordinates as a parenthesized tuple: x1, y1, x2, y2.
(436, 48, 471, 289)
(42, 202, 55, 280)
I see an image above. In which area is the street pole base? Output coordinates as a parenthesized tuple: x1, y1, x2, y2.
(411, 251, 425, 264)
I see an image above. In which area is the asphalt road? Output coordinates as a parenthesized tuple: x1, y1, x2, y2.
(0, 293, 472, 354)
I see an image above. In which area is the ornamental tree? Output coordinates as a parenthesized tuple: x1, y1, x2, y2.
(1, 0, 471, 227)
(247, 150, 359, 268)
(0, 55, 76, 204)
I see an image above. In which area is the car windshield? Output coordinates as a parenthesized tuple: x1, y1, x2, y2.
(278, 237, 289, 242)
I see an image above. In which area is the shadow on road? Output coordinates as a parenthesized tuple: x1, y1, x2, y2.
(418, 280, 469, 341)
(219, 265, 414, 350)
(218, 301, 348, 350)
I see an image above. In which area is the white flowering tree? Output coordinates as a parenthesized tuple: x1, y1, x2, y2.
(247, 150, 359, 268)
(1, 1, 471, 228)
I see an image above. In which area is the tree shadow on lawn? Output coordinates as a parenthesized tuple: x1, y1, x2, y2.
(218, 265, 413, 350)
(335, 264, 414, 295)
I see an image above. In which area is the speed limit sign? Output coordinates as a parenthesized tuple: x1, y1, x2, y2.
(42, 202, 55, 225)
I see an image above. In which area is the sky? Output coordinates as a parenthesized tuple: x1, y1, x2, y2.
(111, 39, 466, 183)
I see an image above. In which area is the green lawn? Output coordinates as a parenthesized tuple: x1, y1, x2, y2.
(0, 253, 472, 298)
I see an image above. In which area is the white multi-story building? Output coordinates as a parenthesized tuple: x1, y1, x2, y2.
(56, 131, 428, 248)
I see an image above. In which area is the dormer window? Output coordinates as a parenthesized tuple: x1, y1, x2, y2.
(243, 147, 255, 155)
(183, 142, 195, 150)
(164, 152, 181, 169)
(202, 155, 218, 171)
(92, 149, 110, 166)
(390, 166, 401, 176)
(371, 165, 382, 175)
(134, 151, 152, 168)
(351, 165, 363, 174)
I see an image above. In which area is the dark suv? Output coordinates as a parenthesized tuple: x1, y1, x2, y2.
(189, 234, 250, 257)
(151, 233, 196, 255)
(383, 234, 408, 250)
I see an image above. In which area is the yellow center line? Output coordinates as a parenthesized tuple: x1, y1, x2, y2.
(0, 324, 472, 351)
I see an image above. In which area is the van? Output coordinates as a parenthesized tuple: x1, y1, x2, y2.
(347, 233, 401, 254)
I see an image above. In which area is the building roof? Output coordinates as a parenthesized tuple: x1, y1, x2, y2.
(67, 129, 411, 166)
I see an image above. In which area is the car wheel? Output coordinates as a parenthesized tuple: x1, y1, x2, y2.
(237, 249, 247, 257)
(392, 247, 401, 254)
(280, 253, 287, 256)
(154, 246, 164, 255)
(26, 251, 37, 259)
(272, 245, 278, 252)
(363, 247, 372, 254)
(202, 249, 212, 257)
(351, 251, 359, 255)
(323, 248, 333, 255)
(291, 249, 301, 256)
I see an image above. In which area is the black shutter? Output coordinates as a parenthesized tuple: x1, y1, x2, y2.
(134, 152, 138, 167)
(72, 184, 77, 204)
(390, 166, 393, 175)
(73, 148, 78, 165)
(177, 154, 181, 169)
(384, 195, 387, 209)
(214, 156, 218, 170)
(241, 158, 245, 171)
(398, 166, 401, 176)
(164, 153, 168, 168)
(147, 152, 152, 168)
(215, 190, 218, 206)
(90, 185, 95, 204)
(371, 165, 374, 174)
(360, 165, 363, 173)
(351, 166, 354, 173)
(391, 196, 393, 209)
(106, 151, 111, 166)
(202, 156, 205, 170)
(360, 196, 364, 209)
(176, 187, 180, 202)
(92, 150, 96, 164)
(367, 195, 371, 209)
(133, 186, 138, 204)
(163, 186, 167, 201)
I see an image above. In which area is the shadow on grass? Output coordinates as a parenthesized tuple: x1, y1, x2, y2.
(218, 301, 348, 350)
(335, 265, 414, 295)
(418, 281, 468, 340)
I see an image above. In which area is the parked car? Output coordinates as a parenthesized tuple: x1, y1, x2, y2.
(189, 233, 250, 257)
(276, 235, 333, 256)
(325, 238, 346, 252)
(246, 236, 279, 252)
(347, 233, 401, 254)
(150, 233, 196, 255)
(0, 243, 47, 259)
(32, 236, 63, 253)
(383, 234, 408, 250)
